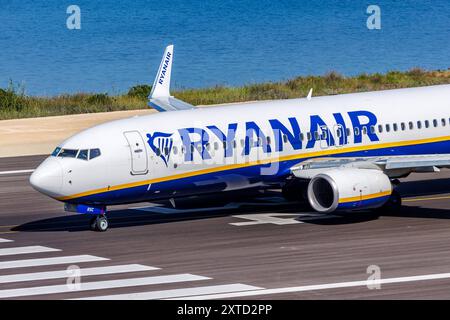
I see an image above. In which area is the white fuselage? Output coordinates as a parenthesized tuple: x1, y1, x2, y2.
(30, 84, 450, 206)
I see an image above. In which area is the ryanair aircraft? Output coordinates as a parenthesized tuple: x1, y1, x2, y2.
(30, 45, 450, 231)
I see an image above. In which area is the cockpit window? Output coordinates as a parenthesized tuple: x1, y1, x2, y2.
(58, 149, 78, 158)
(77, 149, 89, 160)
(89, 148, 101, 160)
(51, 147, 61, 157)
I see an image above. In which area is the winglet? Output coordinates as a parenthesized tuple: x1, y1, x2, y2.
(307, 88, 313, 101)
(148, 45, 195, 112)
(150, 45, 174, 98)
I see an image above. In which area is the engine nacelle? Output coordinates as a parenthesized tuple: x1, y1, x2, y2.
(307, 168, 392, 213)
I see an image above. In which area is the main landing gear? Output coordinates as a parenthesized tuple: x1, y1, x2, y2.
(382, 189, 402, 212)
(90, 214, 109, 232)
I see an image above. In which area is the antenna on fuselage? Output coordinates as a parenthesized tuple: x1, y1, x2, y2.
(307, 88, 313, 101)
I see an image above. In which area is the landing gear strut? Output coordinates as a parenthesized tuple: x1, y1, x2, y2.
(90, 214, 109, 232)
(381, 190, 402, 212)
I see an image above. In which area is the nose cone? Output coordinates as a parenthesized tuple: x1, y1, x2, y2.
(30, 158, 63, 198)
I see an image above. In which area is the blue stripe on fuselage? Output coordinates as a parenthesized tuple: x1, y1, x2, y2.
(69, 138, 450, 205)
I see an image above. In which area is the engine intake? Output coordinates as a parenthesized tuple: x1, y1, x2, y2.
(307, 168, 392, 213)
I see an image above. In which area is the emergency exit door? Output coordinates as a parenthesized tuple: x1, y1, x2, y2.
(123, 131, 148, 175)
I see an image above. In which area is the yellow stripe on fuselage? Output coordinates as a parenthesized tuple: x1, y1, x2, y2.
(56, 134, 450, 201)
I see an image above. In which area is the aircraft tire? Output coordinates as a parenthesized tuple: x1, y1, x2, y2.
(90, 215, 108, 232)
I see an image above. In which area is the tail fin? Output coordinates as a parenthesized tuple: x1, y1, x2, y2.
(150, 44, 174, 98)
(148, 45, 195, 112)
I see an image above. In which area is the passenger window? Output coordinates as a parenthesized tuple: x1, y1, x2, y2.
(442, 118, 447, 126)
(433, 119, 438, 127)
(362, 126, 367, 135)
(89, 148, 101, 160)
(77, 149, 89, 160)
(267, 136, 271, 145)
(300, 133, 305, 141)
(425, 120, 430, 128)
(378, 125, 383, 133)
(354, 127, 360, 136)
(314, 132, 320, 140)
(214, 142, 219, 150)
(51, 147, 61, 157)
(346, 128, 351, 136)
(307, 132, 312, 141)
(386, 124, 391, 132)
(283, 134, 288, 143)
(401, 123, 406, 131)
(370, 126, 375, 134)
(393, 123, 398, 132)
(173, 146, 178, 155)
(417, 121, 422, 129)
(409, 122, 414, 130)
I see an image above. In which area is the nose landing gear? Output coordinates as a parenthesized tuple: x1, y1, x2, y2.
(90, 214, 109, 232)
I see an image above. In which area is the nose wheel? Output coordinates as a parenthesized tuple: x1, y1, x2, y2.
(89, 215, 109, 232)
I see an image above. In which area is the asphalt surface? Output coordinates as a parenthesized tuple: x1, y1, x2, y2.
(0, 155, 450, 300)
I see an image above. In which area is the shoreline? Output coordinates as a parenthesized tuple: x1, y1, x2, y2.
(1, 69, 449, 121)
(1, 69, 449, 158)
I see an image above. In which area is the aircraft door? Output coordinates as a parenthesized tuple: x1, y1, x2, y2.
(319, 125, 330, 149)
(334, 124, 345, 147)
(123, 131, 149, 175)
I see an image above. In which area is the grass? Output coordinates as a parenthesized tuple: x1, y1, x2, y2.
(1, 68, 449, 120)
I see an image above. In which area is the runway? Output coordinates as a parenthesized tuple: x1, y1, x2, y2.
(1, 155, 450, 299)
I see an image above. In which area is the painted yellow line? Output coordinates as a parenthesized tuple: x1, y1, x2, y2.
(57, 135, 450, 201)
(339, 191, 392, 204)
(404, 195, 450, 203)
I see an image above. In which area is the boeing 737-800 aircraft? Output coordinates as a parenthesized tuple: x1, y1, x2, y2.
(30, 45, 450, 231)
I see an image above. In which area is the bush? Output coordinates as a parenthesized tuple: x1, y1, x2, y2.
(127, 84, 152, 100)
(86, 93, 112, 105)
(324, 71, 344, 82)
(0, 86, 26, 111)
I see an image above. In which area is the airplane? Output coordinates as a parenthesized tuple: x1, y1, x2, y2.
(30, 45, 450, 231)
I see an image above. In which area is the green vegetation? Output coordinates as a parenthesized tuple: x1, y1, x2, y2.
(1, 69, 449, 120)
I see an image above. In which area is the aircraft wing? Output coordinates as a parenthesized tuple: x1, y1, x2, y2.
(291, 154, 450, 179)
(148, 45, 196, 112)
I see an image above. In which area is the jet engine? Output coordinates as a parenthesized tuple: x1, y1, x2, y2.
(307, 168, 392, 213)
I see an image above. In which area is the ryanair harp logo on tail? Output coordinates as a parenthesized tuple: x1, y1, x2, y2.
(146, 132, 173, 166)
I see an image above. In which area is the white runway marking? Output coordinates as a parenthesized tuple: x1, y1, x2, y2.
(0, 169, 34, 176)
(0, 246, 60, 257)
(179, 272, 450, 299)
(0, 274, 209, 299)
(0, 255, 109, 270)
(73, 284, 263, 300)
(0, 264, 157, 284)
(0, 238, 13, 243)
(230, 213, 338, 226)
